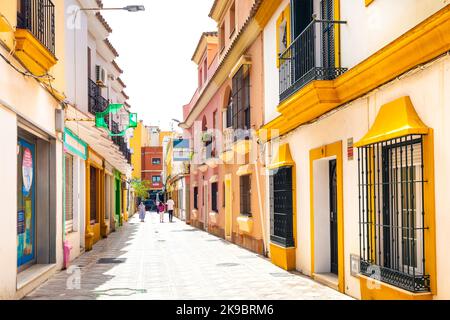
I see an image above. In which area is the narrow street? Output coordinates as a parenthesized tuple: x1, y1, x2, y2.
(25, 213, 351, 300)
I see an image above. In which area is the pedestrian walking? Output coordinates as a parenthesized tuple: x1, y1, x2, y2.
(167, 197, 175, 223)
(157, 201, 165, 223)
(138, 202, 146, 222)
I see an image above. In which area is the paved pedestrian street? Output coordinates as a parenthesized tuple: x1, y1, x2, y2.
(25, 213, 352, 300)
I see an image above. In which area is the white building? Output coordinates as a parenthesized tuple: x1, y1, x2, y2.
(262, 0, 450, 300)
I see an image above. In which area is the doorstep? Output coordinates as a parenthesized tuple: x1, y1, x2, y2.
(17, 264, 56, 290)
(313, 273, 339, 291)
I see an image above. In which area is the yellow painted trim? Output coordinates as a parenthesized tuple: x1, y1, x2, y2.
(237, 215, 254, 234)
(0, 14, 13, 32)
(224, 174, 233, 240)
(276, 4, 291, 69)
(229, 55, 252, 78)
(309, 141, 344, 293)
(355, 96, 429, 147)
(359, 275, 432, 300)
(254, 0, 284, 28)
(14, 29, 57, 76)
(365, 0, 375, 7)
(270, 243, 296, 271)
(261, 6, 450, 141)
(423, 130, 437, 295)
(268, 143, 295, 169)
(219, 149, 235, 163)
(236, 164, 253, 176)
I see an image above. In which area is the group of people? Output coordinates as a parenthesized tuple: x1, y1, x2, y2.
(138, 198, 175, 223)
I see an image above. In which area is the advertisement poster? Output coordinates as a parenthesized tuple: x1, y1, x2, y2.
(22, 147, 33, 197)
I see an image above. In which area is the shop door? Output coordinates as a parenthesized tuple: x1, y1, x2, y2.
(17, 138, 36, 270)
(329, 159, 338, 275)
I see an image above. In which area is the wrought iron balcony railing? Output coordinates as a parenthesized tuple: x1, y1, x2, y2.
(279, 19, 347, 102)
(88, 79, 108, 115)
(17, 0, 56, 54)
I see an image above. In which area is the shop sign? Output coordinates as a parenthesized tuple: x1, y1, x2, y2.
(347, 138, 354, 161)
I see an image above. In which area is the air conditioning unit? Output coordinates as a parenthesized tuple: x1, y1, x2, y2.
(95, 65, 108, 87)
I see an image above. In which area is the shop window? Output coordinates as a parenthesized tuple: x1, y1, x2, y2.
(194, 187, 199, 209)
(65, 154, 74, 233)
(211, 182, 218, 212)
(270, 167, 294, 247)
(358, 135, 429, 292)
(239, 175, 251, 216)
(152, 158, 161, 165)
(17, 137, 36, 270)
(152, 176, 161, 183)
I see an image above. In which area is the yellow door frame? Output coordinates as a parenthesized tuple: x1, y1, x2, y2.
(309, 140, 345, 293)
(224, 174, 233, 240)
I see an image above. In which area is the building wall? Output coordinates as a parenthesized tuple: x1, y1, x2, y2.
(265, 54, 450, 300)
(142, 146, 163, 190)
(130, 121, 143, 180)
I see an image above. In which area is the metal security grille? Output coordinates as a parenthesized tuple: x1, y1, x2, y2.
(279, 2, 347, 101)
(65, 154, 74, 233)
(17, 0, 55, 54)
(270, 167, 294, 247)
(211, 182, 218, 212)
(231, 66, 251, 140)
(88, 79, 108, 115)
(358, 135, 429, 292)
(239, 175, 251, 216)
(226, 95, 233, 129)
(90, 167, 97, 224)
(194, 187, 199, 210)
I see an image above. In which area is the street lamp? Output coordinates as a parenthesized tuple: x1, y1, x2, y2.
(79, 5, 145, 12)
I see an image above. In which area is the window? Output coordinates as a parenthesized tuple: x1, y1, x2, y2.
(219, 23, 225, 52)
(203, 59, 208, 83)
(152, 176, 161, 183)
(239, 175, 251, 216)
(232, 66, 251, 135)
(229, 2, 236, 37)
(225, 94, 233, 128)
(211, 182, 218, 212)
(199, 66, 203, 88)
(270, 167, 294, 247)
(358, 135, 429, 292)
(65, 154, 74, 233)
(152, 158, 161, 165)
(194, 187, 199, 209)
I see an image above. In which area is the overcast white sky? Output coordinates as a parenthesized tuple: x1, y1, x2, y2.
(102, 0, 216, 131)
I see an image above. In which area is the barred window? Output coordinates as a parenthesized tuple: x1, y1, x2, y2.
(358, 135, 429, 292)
(211, 182, 218, 212)
(270, 167, 294, 247)
(193, 187, 198, 210)
(239, 175, 251, 216)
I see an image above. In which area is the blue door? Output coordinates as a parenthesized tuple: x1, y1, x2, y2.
(17, 138, 36, 269)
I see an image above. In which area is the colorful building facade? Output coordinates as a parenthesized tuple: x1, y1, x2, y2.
(260, 0, 450, 300)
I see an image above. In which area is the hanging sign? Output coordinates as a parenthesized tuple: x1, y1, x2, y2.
(95, 104, 138, 137)
(22, 148, 33, 196)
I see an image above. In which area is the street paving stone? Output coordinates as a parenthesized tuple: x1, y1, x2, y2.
(24, 212, 352, 300)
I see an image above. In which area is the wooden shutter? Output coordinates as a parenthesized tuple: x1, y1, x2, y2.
(65, 154, 74, 233)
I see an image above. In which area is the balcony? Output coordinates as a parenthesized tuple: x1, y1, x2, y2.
(219, 128, 235, 163)
(111, 121, 132, 164)
(279, 19, 347, 102)
(15, 0, 57, 76)
(88, 79, 109, 115)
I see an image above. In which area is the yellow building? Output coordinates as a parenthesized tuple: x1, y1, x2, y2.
(130, 120, 144, 180)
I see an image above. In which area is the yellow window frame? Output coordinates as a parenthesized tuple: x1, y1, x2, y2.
(276, 5, 291, 68)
